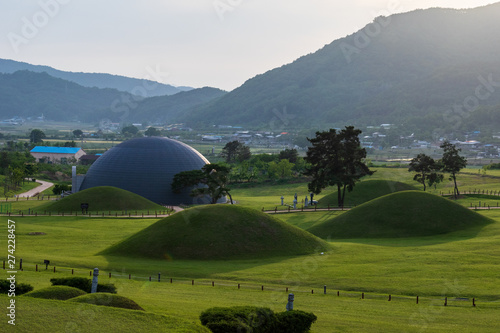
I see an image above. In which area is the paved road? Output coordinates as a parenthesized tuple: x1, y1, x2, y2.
(17, 180, 54, 198)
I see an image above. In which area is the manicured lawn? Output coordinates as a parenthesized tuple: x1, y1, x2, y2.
(2, 170, 500, 332)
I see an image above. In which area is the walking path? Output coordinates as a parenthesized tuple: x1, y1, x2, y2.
(17, 180, 54, 198)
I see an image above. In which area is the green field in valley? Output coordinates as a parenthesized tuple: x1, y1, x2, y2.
(1, 168, 500, 332)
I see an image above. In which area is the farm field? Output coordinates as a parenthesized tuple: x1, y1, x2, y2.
(1, 168, 500, 332)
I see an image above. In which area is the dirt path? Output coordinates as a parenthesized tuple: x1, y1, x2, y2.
(17, 180, 54, 198)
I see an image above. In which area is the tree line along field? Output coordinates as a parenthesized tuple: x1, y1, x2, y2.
(1, 166, 500, 332)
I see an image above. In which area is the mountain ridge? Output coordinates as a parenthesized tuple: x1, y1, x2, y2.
(179, 3, 500, 135)
(0, 58, 193, 97)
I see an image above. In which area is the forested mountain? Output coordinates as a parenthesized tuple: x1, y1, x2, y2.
(129, 87, 226, 123)
(182, 4, 500, 136)
(0, 71, 224, 123)
(0, 71, 131, 122)
(0, 59, 192, 97)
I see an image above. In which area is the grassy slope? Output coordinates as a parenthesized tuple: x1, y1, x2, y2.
(69, 293, 144, 311)
(309, 191, 493, 239)
(36, 186, 165, 212)
(318, 179, 416, 207)
(103, 205, 330, 260)
(1, 295, 210, 333)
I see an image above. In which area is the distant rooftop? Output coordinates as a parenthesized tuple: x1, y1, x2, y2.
(30, 146, 82, 154)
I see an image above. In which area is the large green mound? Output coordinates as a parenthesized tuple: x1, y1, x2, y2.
(103, 205, 330, 260)
(38, 186, 165, 212)
(318, 180, 416, 207)
(23, 286, 86, 300)
(309, 191, 493, 239)
(69, 293, 144, 311)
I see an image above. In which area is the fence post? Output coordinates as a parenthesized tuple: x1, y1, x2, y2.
(444, 297, 447, 306)
(109, 272, 111, 278)
(158, 273, 161, 282)
(324, 285, 326, 294)
(388, 295, 391, 301)
(473, 298, 476, 307)
(129, 274, 131, 280)
(36, 264, 38, 272)
(72, 269, 74, 275)
(19, 259, 22, 270)
(416, 296, 419, 304)
(362, 292, 364, 299)
(53, 267, 56, 273)
(212, 281, 214, 287)
(192, 280, 194, 285)
(238, 283, 240, 289)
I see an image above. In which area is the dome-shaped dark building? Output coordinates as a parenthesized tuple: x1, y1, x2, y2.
(78, 137, 209, 205)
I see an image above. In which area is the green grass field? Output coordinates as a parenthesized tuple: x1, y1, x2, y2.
(1, 169, 500, 332)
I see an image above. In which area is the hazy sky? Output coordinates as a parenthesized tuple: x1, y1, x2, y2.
(1, 0, 498, 91)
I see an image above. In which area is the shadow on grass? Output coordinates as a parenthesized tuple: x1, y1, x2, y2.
(327, 222, 496, 248)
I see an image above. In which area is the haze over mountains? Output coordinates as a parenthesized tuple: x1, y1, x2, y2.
(1, 3, 500, 136)
(0, 70, 225, 123)
(0, 59, 193, 97)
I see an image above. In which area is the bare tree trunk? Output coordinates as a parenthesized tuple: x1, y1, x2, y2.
(452, 173, 459, 198)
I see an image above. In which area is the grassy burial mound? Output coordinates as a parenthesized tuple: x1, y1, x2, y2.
(23, 286, 86, 301)
(309, 191, 493, 239)
(38, 186, 165, 212)
(318, 180, 416, 207)
(103, 205, 330, 260)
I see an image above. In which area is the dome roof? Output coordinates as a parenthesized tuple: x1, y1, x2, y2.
(79, 137, 209, 205)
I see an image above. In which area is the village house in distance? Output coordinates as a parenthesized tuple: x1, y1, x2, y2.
(30, 146, 86, 164)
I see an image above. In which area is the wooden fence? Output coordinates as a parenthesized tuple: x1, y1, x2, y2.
(3, 260, 492, 309)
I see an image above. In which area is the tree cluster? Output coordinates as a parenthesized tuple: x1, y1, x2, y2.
(171, 163, 233, 204)
(304, 126, 373, 207)
(408, 141, 467, 197)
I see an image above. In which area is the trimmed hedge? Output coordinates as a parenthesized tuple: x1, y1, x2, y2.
(200, 306, 316, 333)
(0, 280, 34, 295)
(50, 277, 117, 294)
(275, 310, 317, 333)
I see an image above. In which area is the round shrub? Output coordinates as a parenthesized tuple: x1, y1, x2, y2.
(69, 293, 144, 311)
(23, 286, 86, 300)
(200, 307, 317, 333)
(275, 310, 317, 333)
(200, 306, 276, 333)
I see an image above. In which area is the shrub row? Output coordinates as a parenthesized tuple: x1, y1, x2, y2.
(200, 306, 317, 333)
(0, 280, 34, 295)
(50, 277, 117, 294)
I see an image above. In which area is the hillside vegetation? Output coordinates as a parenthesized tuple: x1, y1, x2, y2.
(184, 4, 500, 135)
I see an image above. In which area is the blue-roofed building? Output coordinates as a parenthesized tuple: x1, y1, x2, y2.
(30, 146, 86, 164)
